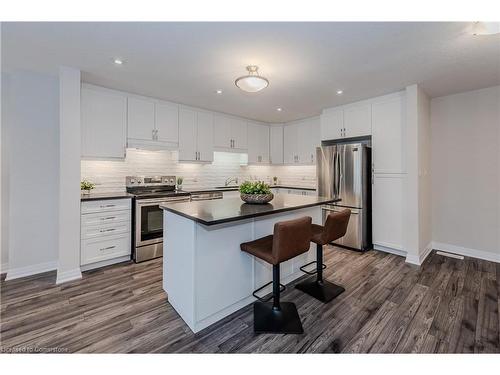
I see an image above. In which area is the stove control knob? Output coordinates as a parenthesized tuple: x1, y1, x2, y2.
(130, 179, 136, 184)
(137, 180, 142, 184)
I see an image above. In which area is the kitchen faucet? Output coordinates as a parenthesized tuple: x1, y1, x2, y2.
(224, 177, 239, 187)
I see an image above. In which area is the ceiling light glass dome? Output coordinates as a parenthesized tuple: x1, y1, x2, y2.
(235, 65, 269, 93)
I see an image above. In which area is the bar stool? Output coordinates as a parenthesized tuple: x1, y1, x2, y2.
(240, 216, 312, 334)
(295, 209, 351, 303)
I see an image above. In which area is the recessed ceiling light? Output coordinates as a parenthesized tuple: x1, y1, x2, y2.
(276, 107, 282, 112)
(235, 65, 269, 93)
(113, 58, 124, 65)
(216, 89, 223, 94)
(336, 90, 343, 95)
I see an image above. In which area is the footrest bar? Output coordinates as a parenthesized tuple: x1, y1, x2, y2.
(299, 261, 327, 275)
(252, 281, 286, 302)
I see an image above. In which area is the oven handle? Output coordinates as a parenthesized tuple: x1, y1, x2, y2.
(136, 197, 191, 206)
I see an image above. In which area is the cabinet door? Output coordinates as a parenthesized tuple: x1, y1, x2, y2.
(283, 124, 298, 164)
(247, 122, 260, 164)
(155, 101, 179, 143)
(297, 119, 312, 164)
(213, 114, 232, 148)
(196, 111, 214, 162)
(372, 95, 404, 173)
(127, 97, 155, 141)
(178, 108, 197, 161)
(270, 125, 284, 164)
(81, 88, 127, 158)
(309, 117, 320, 164)
(231, 118, 248, 150)
(259, 124, 270, 163)
(344, 103, 371, 138)
(320, 108, 343, 141)
(372, 174, 403, 250)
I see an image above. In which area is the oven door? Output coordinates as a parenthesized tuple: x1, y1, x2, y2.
(135, 196, 190, 247)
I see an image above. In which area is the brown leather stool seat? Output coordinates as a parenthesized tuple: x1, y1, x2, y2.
(241, 216, 312, 334)
(296, 209, 351, 303)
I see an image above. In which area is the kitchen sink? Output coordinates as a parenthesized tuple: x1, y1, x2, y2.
(214, 186, 239, 189)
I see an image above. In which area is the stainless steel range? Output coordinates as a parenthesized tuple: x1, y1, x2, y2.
(126, 176, 191, 262)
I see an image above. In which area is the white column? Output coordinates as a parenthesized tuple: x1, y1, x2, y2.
(57, 66, 82, 284)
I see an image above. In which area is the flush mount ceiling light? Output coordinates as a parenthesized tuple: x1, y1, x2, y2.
(235, 65, 269, 93)
(472, 22, 500, 35)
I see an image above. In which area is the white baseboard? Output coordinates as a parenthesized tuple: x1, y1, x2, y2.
(432, 241, 500, 264)
(56, 268, 82, 284)
(373, 244, 407, 258)
(5, 260, 57, 281)
(80, 255, 131, 272)
(0, 262, 8, 275)
(405, 242, 433, 266)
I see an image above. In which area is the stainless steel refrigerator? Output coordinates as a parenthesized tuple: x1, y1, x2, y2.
(317, 143, 372, 251)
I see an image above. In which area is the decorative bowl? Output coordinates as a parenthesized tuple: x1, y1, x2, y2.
(240, 193, 274, 204)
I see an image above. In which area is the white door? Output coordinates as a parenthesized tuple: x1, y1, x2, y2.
(178, 108, 197, 161)
(372, 174, 403, 250)
(213, 114, 232, 148)
(371, 95, 405, 174)
(127, 96, 155, 141)
(343, 103, 371, 138)
(259, 124, 270, 163)
(155, 101, 179, 144)
(320, 108, 343, 141)
(231, 118, 248, 150)
(309, 117, 320, 164)
(297, 119, 312, 164)
(196, 111, 214, 162)
(81, 87, 127, 158)
(283, 123, 298, 164)
(269, 125, 284, 164)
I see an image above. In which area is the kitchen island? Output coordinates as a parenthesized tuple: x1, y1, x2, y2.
(160, 194, 339, 333)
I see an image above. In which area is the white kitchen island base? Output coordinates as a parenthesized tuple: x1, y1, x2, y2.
(163, 206, 322, 333)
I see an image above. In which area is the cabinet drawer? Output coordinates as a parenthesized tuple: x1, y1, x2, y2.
(81, 198, 131, 214)
(81, 234, 131, 266)
(81, 220, 131, 240)
(81, 210, 131, 227)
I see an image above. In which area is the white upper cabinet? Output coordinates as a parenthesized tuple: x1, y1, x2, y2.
(127, 95, 179, 148)
(81, 86, 127, 159)
(247, 122, 270, 164)
(155, 100, 179, 144)
(269, 124, 284, 164)
(127, 97, 155, 141)
(320, 101, 371, 141)
(343, 102, 371, 138)
(213, 114, 248, 151)
(320, 108, 343, 141)
(283, 118, 319, 165)
(178, 108, 213, 162)
(371, 94, 405, 174)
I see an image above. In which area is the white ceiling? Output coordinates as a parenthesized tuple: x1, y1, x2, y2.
(2, 22, 499, 123)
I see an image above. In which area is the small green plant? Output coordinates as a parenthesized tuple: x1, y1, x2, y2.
(80, 179, 95, 191)
(176, 177, 184, 186)
(239, 181, 271, 195)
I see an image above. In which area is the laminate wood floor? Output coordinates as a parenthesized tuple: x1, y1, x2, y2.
(1, 247, 499, 353)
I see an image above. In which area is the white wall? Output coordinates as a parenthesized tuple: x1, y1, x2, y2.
(3, 70, 60, 279)
(431, 85, 500, 261)
(81, 150, 317, 192)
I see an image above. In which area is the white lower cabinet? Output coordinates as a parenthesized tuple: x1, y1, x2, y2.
(372, 174, 404, 251)
(80, 198, 132, 270)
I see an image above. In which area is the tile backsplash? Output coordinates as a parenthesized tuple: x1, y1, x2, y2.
(81, 149, 316, 193)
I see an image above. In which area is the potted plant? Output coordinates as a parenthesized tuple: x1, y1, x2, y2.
(81, 179, 95, 195)
(176, 176, 184, 190)
(239, 181, 274, 204)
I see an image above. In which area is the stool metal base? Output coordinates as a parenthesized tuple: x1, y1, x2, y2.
(253, 302, 304, 334)
(295, 279, 345, 303)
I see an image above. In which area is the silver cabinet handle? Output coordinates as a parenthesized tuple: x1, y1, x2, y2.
(100, 204, 115, 208)
(99, 228, 116, 233)
(100, 216, 116, 221)
(100, 245, 116, 251)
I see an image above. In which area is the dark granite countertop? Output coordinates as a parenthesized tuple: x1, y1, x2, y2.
(180, 185, 316, 194)
(80, 192, 134, 201)
(160, 194, 339, 226)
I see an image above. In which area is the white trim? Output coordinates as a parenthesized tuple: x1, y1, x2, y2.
(80, 255, 131, 272)
(373, 244, 406, 257)
(432, 241, 500, 264)
(0, 262, 9, 275)
(373, 240, 403, 251)
(56, 268, 82, 284)
(419, 242, 433, 264)
(5, 261, 57, 281)
(405, 242, 433, 266)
